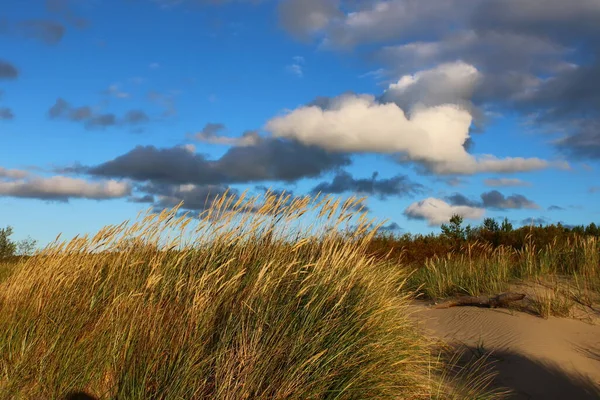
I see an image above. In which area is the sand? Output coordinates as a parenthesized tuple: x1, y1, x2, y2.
(411, 302, 600, 399)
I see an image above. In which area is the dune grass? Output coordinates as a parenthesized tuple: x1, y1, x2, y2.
(0, 261, 14, 285)
(0, 193, 498, 399)
(405, 237, 600, 312)
(527, 284, 575, 319)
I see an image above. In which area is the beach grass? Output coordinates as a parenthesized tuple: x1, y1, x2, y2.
(0, 193, 498, 399)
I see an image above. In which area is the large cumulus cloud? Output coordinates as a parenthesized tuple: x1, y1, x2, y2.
(265, 88, 555, 175)
(278, 0, 600, 161)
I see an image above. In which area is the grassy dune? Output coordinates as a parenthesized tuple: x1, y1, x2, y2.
(405, 238, 600, 318)
(0, 194, 497, 399)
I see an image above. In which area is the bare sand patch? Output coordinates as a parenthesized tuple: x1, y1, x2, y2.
(411, 302, 600, 399)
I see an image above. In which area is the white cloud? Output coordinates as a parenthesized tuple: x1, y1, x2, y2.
(265, 90, 553, 175)
(404, 197, 485, 226)
(286, 56, 306, 77)
(0, 175, 131, 201)
(286, 63, 303, 77)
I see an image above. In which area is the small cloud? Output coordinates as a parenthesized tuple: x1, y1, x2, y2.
(0, 60, 19, 79)
(520, 217, 549, 226)
(192, 123, 260, 147)
(48, 98, 70, 118)
(105, 84, 130, 99)
(0, 107, 14, 120)
(86, 113, 118, 129)
(380, 222, 402, 232)
(359, 68, 387, 80)
(481, 190, 539, 210)
(445, 190, 539, 210)
(286, 56, 305, 78)
(15, 20, 65, 45)
(122, 110, 150, 125)
(310, 171, 424, 200)
(47, 98, 150, 130)
(208, 94, 218, 103)
(285, 63, 303, 78)
(590, 186, 600, 194)
(196, 122, 225, 136)
(147, 90, 177, 117)
(0, 17, 74, 45)
(149, 62, 160, 70)
(548, 205, 565, 211)
(404, 197, 485, 226)
(139, 182, 233, 212)
(128, 194, 155, 203)
(254, 185, 296, 198)
(45, 0, 89, 30)
(445, 193, 481, 208)
(0, 167, 29, 179)
(484, 178, 532, 187)
(70, 106, 93, 121)
(435, 177, 467, 187)
(0, 174, 131, 201)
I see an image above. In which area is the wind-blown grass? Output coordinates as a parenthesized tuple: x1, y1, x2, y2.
(404, 236, 600, 315)
(0, 193, 495, 399)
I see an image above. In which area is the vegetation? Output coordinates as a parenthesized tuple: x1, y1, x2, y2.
(0, 226, 37, 260)
(367, 215, 600, 317)
(368, 216, 600, 266)
(0, 194, 499, 399)
(1, 193, 598, 398)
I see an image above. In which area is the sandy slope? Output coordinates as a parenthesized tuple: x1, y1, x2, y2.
(410, 303, 600, 399)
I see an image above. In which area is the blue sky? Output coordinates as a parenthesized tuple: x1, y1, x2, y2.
(0, 0, 599, 246)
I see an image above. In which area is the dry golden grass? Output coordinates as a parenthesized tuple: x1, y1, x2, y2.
(0, 192, 499, 399)
(406, 236, 600, 316)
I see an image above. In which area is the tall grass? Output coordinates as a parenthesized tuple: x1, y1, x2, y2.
(0, 261, 14, 285)
(0, 193, 495, 399)
(405, 235, 600, 306)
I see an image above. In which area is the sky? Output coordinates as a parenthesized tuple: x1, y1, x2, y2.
(0, 0, 599, 246)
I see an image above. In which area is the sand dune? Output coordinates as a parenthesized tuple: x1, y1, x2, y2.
(411, 303, 600, 399)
